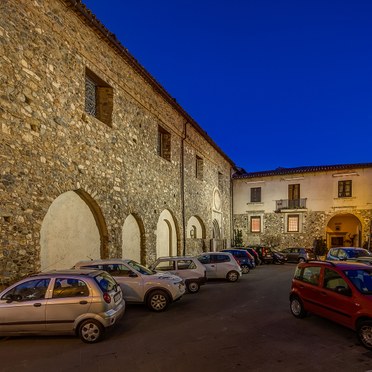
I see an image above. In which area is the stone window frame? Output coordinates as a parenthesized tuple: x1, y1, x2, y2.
(157, 125, 171, 161)
(85, 67, 113, 127)
(338, 180, 352, 198)
(250, 216, 261, 233)
(287, 214, 300, 232)
(196, 155, 204, 180)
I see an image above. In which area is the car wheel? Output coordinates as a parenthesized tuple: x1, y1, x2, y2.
(357, 320, 372, 350)
(298, 258, 305, 263)
(226, 270, 239, 282)
(147, 290, 170, 312)
(186, 281, 200, 293)
(290, 296, 307, 318)
(78, 319, 104, 343)
(241, 264, 250, 274)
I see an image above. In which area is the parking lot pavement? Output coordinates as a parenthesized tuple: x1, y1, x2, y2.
(1, 264, 372, 372)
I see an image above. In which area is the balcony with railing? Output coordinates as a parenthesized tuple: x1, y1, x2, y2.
(275, 198, 307, 212)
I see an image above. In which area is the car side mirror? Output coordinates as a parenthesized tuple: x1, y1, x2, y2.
(128, 271, 138, 278)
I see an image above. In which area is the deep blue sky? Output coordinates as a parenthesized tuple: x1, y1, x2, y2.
(83, 0, 372, 172)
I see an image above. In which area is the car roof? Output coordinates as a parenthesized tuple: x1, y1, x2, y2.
(75, 259, 131, 266)
(156, 256, 196, 260)
(37, 269, 104, 277)
(299, 260, 371, 270)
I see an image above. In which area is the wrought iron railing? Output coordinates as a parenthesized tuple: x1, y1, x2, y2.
(275, 198, 307, 211)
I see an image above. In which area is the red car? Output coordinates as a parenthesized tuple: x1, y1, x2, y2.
(290, 260, 372, 350)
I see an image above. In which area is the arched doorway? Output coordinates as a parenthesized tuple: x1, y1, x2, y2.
(156, 209, 178, 258)
(326, 213, 362, 248)
(122, 214, 143, 263)
(186, 215, 206, 239)
(40, 190, 106, 270)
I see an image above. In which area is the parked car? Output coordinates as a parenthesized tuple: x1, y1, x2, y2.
(197, 252, 242, 282)
(238, 247, 262, 266)
(289, 260, 372, 350)
(271, 249, 287, 264)
(248, 246, 274, 264)
(281, 247, 316, 263)
(0, 269, 125, 343)
(326, 247, 372, 261)
(222, 249, 254, 274)
(74, 259, 185, 312)
(149, 256, 206, 293)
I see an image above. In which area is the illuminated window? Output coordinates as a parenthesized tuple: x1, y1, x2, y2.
(287, 215, 299, 232)
(338, 180, 352, 197)
(251, 216, 261, 233)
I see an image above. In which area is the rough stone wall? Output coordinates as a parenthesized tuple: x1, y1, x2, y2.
(234, 210, 371, 250)
(0, 0, 233, 285)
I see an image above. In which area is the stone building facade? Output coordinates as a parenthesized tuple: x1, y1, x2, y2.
(233, 164, 372, 251)
(0, 0, 235, 285)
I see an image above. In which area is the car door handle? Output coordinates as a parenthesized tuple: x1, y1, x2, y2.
(33, 303, 42, 307)
(79, 300, 88, 305)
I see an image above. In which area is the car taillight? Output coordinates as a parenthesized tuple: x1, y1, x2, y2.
(103, 292, 111, 304)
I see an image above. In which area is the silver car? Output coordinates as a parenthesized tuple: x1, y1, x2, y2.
(0, 269, 125, 343)
(150, 256, 207, 293)
(197, 252, 242, 282)
(74, 259, 185, 312)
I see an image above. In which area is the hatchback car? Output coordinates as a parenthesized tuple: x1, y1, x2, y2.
(239, 247, 262, 266)
(0, 269, 125, 343)
(74, 259, 185, 312)
(290, 260, 372, 350)
(149, 256, 206, 293)
(222, 249, 254, 274)
(326, 247, 371, 261)
(248, 245, 274, 264)
(197, 252, 242, 282)
(281, 247, 316, 263)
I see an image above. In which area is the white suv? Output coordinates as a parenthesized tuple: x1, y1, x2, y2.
(197, 252, 242, 282)
(74, 259, 185, 312)
(150, 256, 207, 293)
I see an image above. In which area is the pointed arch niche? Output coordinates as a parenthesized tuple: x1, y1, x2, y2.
(186, 216, 206, 239)
(40, 190, 106, 271)
(156, 209, 179, 258)
(122, 214, 144, 263)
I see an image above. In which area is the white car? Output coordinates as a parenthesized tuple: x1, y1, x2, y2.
(74, 259, 185, 312)
(197, 252, 242, 282)
(150, 256, 207, 293)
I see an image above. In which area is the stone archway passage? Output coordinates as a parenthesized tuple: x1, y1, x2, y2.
(40, 190, 102, 270)
(156, 209, 178, 258)
(326, 213, 362, 248)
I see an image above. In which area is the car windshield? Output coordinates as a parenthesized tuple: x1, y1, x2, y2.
(344, 269, 372, 294)
(127, 260, 155, 275)
(346, 249, 371, 258)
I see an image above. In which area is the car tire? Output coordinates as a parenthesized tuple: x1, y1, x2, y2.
(290, 296, 307, 318)
(357, 320, 372, 350)
(147, 290, 170, 312)
(226, 270, 239, 282)
(186, 281, 200, 293)
(241, 264, 250, 274)
(78, 319, 104, 343)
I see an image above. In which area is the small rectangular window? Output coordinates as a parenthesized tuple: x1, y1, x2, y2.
(250, 216, 261, 233)
(250, 187, 261, 202)
(287, 215, 299, 232)
(196, 155, 204, 180)
(338, 180, 352, 197)
(85, 68, 113, 127)
(158, 126, 171, 161)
